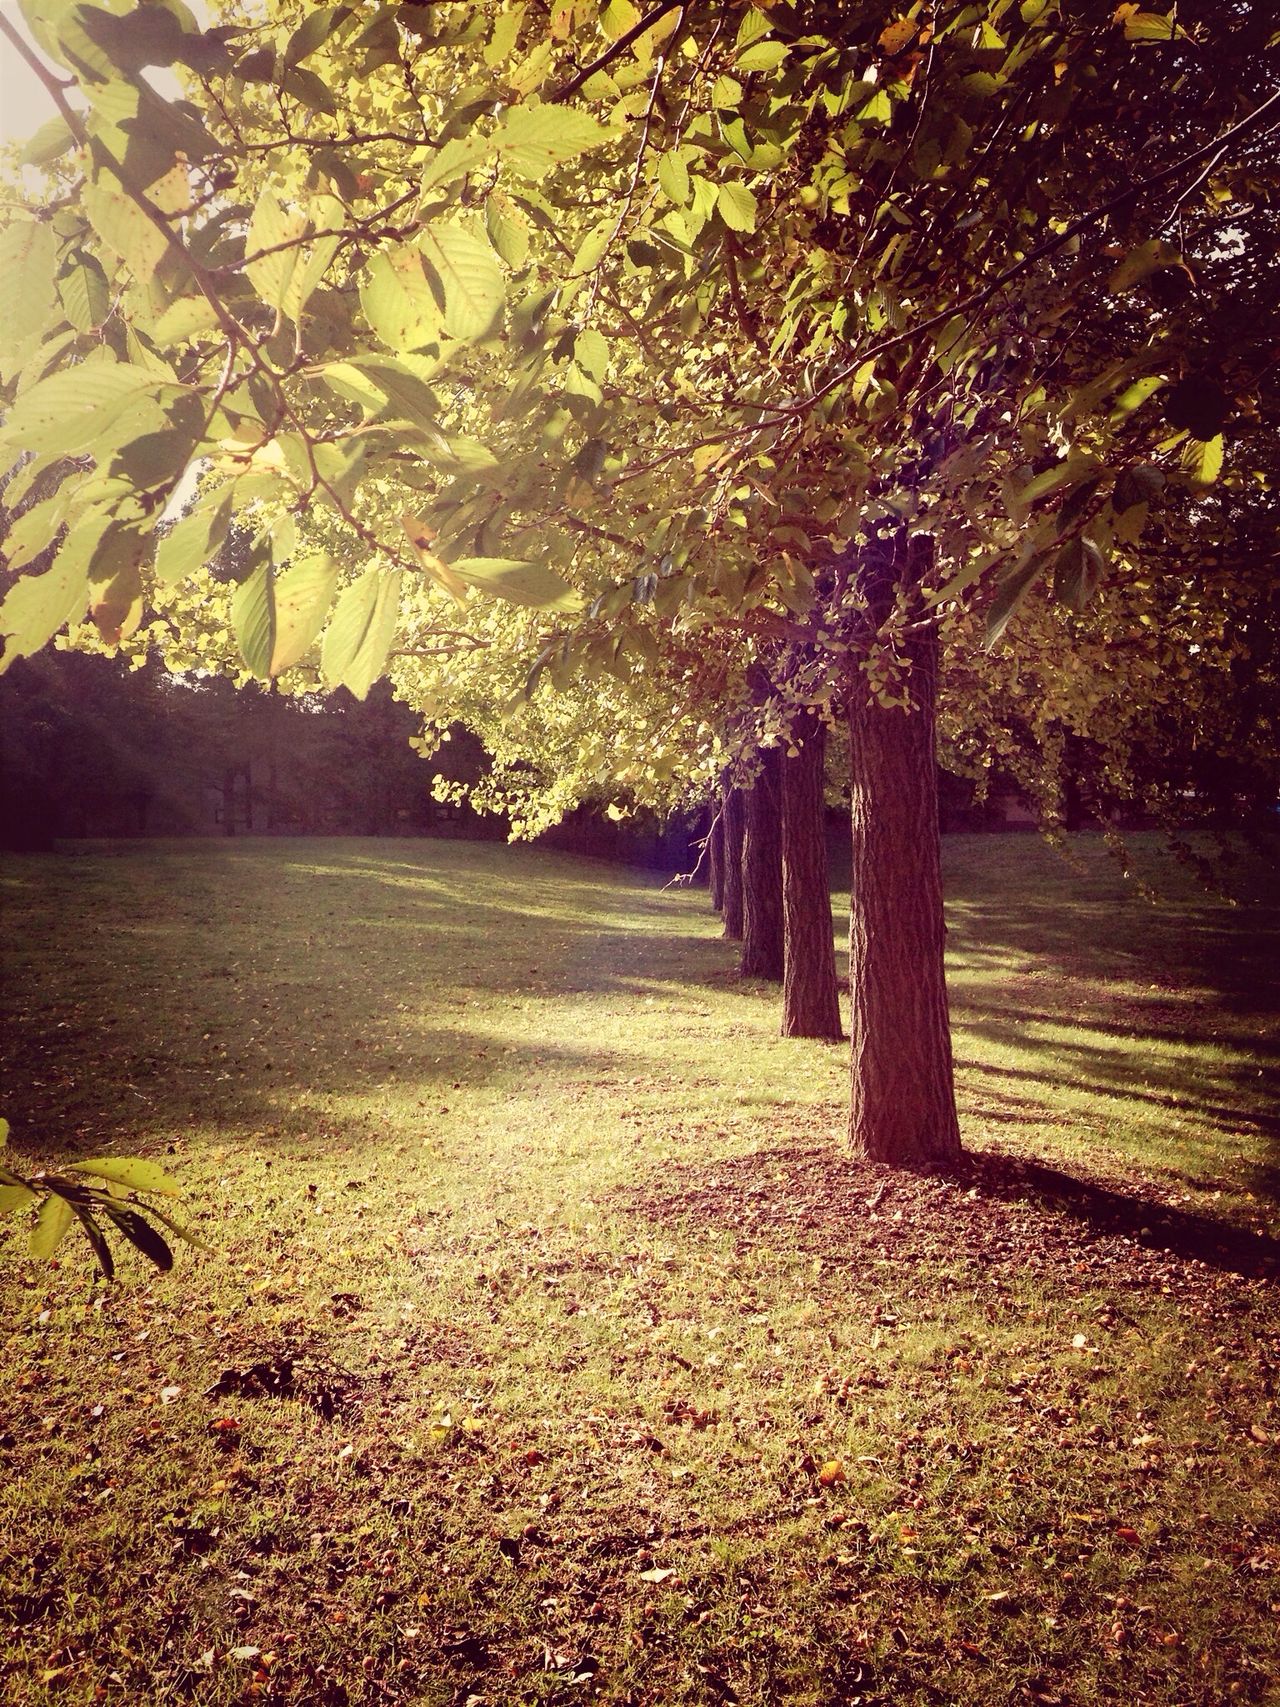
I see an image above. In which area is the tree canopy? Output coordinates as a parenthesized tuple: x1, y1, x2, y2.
(2, 3, 1275, 727)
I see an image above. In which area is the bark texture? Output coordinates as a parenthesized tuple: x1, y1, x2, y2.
(781, 716, 842, 1039)
(847, 624, 962, 1165)
(720, 781, 745, 940)
(708, 804, 725, 913)
(740, 747, 784, 980)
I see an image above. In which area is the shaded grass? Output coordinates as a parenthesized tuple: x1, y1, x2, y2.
(1, 833, 1277, 1707)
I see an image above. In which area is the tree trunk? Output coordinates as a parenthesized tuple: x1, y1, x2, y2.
(222, 765, 237, 836)
(781, 715, 842, 1039)
(721, 780, 745, 941)
(847, 624, 962, 1166)
(740, 747, 784, 980)
(707, 804, 725, 912)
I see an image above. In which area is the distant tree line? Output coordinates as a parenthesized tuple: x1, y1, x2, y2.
(0, 651, 492, 850)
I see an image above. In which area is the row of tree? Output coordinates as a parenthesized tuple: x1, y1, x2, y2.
(1, 0, 1277, 1167)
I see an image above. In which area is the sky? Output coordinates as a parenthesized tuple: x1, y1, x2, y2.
(0, 2, 64, 146)
(0, 1, 199, 147)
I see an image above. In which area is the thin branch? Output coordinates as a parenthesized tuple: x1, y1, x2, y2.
(585, 4, 685, 318)
(662, 804, 718, 890)
(232, 128, 442, 156)
(551, 0, 686, 102)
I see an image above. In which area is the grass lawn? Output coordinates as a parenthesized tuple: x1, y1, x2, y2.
(1, 833, 1277, 1707)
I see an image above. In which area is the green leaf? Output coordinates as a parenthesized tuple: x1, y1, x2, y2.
(361, 246, 445, 352)
(321, 568, 402, 698)
(284, 5, 346, 65)
(65, 1156, 182, 1197)
(984, 557, 1044, 649)
(21, 112, 78, 166)
(231, 553, 338, 679)
(574, 327, 609, 383)
(232, 562, 276, 679)
(485, 192, 530, 268)
(136, 1200, 210, 1252)
(716, 182, 757, 233)
(599, 0, 640, 39)
(448, 557, 579, 611)
(0, 552, 90, 674)
(244, 189, 309, 317)
(325, 356, 439, 424)
(0, 218, 60, 354)
(1008, 453, 1099, 519)
(0, 1183, 39, 1215)
(1180, 433, 1223, 487)
(1, 489, 75, 573)
(735, 6, 773, 49)
(1113, 462, 1165, 511)
(271, 553, 339, 674)
(82, 179, 170, 282)
(1110, 375, 1165, 420)
(419, 223, 505, 341)
(736, 40, 788, 72)
(657, 150, 690, 205)
(1122, 10, 1181, 42)
(1107, 238, 1184, 294)
(492, 104, 618, 180)
(71, 1206, 115, 1281)
(0, 362, 175, 460)
(419, 130, 497, 198)
(30, 1192, 75, 1263)
(154, 491, 232, 585)
(1052, 534, 1105, 612)
(283, 62, 339, 114)
(57, 253, 111, 335)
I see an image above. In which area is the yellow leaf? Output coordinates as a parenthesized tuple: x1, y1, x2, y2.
(401, 513, 468, 601)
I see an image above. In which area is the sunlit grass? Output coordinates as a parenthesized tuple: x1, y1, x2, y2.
(1, 833, 1276, 1706)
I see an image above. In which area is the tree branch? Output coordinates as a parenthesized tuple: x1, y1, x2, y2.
(551, 0, 686, 101)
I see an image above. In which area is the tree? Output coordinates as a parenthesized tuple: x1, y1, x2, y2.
(2, 0, 1277, 1166)
(719, 779, 746, 943)
(739, 743, 784, 980)
(781, 714, 842, 1042)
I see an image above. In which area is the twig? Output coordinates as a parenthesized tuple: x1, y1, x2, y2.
(661, 804, 718, 890)
(551, 0, 686, 102)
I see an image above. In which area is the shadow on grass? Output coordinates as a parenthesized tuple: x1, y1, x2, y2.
(964, 1148, 1280, 1282)
(3, 835, 1277, 1207)
(936, 836, 1280, 1202)
(618, 1141, 1280, 1287)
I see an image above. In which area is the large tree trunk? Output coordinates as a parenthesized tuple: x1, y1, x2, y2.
(721, 780, 745, 941)
(781, 715, 842, 1039)
(707, 802, 725, 913)
(740, 747, 784, 980)
(847, 623, 962, 1166)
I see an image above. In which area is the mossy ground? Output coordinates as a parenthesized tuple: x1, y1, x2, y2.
(1, 833, 1276, 1706)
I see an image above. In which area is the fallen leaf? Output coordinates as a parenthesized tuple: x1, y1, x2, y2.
(818, 1458, 847, 1486)
(638, 1567, 675, 1583)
